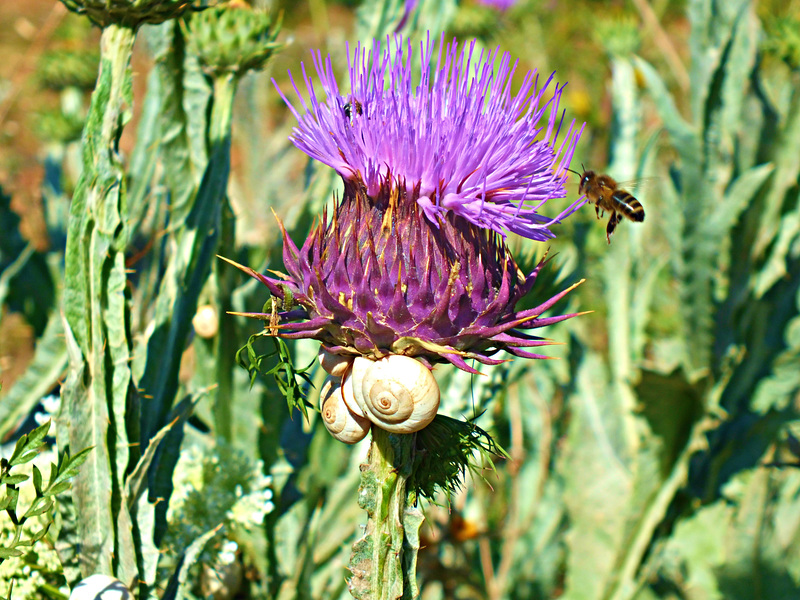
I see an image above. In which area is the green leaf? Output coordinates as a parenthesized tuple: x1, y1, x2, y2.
(0, 244, 34, 311)
(0, 474, 28, 485)
(0, 547, 23, 559)
(147, 393, 201, 547)
(126, 65, 164, 233)
(0, 187, 55, 333)
(59, 21, 139, 581)
(138, 127, 230, 448)
(26, 522, 52, 544)
(59, 329, 114, 575)
(712, 163, 775, 232)
(22, 496, 54, 519)
(355, 0, 406, 42)
(8, 420, 50, 467)
(45, 446, 93, 496)
(124, 414, 176, 508)
(561, 354, 636, 599)
(236, 332, 315, 420)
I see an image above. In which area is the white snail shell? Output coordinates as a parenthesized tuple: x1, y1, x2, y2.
(69, 575, 132, 600)
(350, 356, 373, 417)
(320, 376, 371, 444)
(192, 304, 219, 338)
(351, 355, 440, 434)
(340, 369, 366, 418)
(318, 348, 353, 378)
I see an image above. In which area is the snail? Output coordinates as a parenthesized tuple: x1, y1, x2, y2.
(340, 369, 366, 418)
(69, 575, 132, 600)
(349, 355, 440, 434)
(318, 348, 353, 378)
(320, 376, 371, 444)
(192, 304, 219, 338)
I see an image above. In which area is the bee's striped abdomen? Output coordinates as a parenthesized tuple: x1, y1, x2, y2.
(612, 190, 645, 222)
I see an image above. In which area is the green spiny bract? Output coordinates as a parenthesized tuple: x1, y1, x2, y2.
(58, 0, 192, 28)
(182, 3, 281, 79)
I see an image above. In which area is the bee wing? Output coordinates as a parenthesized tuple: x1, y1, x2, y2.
(615, 177, 659, 195)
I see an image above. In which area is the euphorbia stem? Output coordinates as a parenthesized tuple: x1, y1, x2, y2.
(349, 427, 423, 599)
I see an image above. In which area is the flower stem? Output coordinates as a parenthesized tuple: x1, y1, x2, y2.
(209, 72, 236, 154)
(349, 427, 423, 599)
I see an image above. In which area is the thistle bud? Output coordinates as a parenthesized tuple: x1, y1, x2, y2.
(182, 3, 281, 79)
(59, 0, 192, 28)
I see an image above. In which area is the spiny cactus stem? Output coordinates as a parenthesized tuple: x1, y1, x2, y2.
(348, 427, 422, 599)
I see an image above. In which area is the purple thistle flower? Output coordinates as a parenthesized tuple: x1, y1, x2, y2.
(274, 34, 584, 241)
(229, 34, 585, 374)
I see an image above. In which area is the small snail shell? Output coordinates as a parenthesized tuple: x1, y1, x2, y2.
(69, 575, 132, 600)
(353, 355, 440, 434)
(192, 305, 219, 338)
(320, 377, 371, 444)
(318, 348, 353, 378)
(350, 356, 373, 417)
(340, 369, 366, 418)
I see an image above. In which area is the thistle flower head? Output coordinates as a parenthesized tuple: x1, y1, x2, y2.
(276, 34, 582, 240)
(233, 34, 584, 374)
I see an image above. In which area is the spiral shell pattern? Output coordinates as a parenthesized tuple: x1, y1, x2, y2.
(353, 355, 440, 434)
(320, 377, 370, 444)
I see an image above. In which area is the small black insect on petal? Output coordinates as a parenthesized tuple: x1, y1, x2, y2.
(343, 99, 363, 121)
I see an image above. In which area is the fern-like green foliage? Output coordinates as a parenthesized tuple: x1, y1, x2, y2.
(236, 331, 316, 420)
(0, 421, 90, 563)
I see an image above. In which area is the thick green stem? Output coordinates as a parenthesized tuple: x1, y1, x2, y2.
(60, 23, 138, 582)
(210, 72, 236, 153)
(348, 428, 423, 600)
(209, 72, 237, 442)
(213, 200, 237, 442)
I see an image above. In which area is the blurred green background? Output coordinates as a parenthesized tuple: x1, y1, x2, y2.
(1, 0, 800, 598)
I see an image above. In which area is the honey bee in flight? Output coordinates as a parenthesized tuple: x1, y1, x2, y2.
(567, 166, 645, 243)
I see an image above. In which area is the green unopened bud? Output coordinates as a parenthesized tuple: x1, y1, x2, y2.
(595, 15, 642, 57)
(59, 0, 192, 28)
(182, 2, 281, 79)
